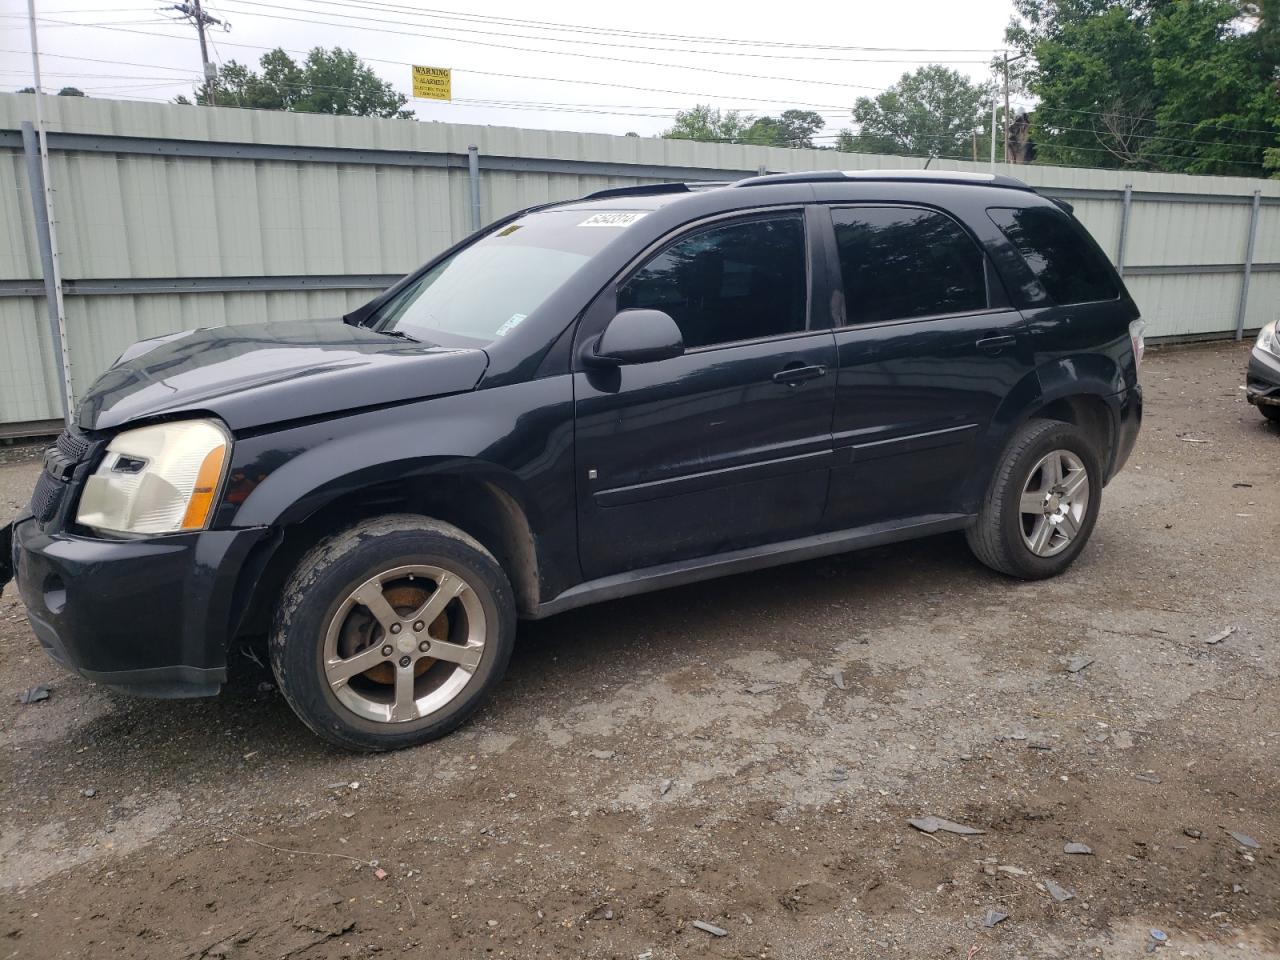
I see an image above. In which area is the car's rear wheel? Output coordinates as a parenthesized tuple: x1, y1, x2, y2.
(270, 515, 515, 751)
(966, 418, 1103, 579)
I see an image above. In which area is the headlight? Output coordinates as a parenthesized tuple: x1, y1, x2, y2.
(1256, 320, 1278, 357)
(77, 419, 230, 535)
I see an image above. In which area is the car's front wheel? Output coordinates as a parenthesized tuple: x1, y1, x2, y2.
(966, 418, 1103, 579)
(1259, 404, 1280, 424)
(271, 515, 515, 751)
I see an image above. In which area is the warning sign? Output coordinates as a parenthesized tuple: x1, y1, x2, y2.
(412, 65, 451, 101)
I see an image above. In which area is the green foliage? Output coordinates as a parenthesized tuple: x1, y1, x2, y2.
(188, 47, 412, 119)
(16, 86, 87, 96)
(1007, 0, 1279, 175)
(662, 106, 825, 146)
(840, 66, 990, 158)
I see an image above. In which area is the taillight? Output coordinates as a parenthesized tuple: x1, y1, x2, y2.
(1129, 319, 1146, 371)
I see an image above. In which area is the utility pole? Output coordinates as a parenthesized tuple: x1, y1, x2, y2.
(168, 1, 227, 105)
(26, 0, 74, 421)
(998, 50, 1008, 163)
(990, 82, 997, 168)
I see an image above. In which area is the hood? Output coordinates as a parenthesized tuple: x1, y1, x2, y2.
(76, 319, 489, 432)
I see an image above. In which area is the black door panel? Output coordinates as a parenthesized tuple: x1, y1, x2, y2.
(575, 332, 836, 577)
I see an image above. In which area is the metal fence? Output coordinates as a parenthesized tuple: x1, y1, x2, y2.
(2, 92, 1278, 435)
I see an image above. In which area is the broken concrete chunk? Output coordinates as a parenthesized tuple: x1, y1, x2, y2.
(996, 865, 1028, 876)
(692, 920, 727, 937)
(658, 779, 673, 796)
(589, 749, 615, 760)
(1065, 656, 1095, 674)
(983, 909, 1009, 927)
(17, 684, 51, 704)
(832, 670, 847, 690)
(908, 816, 985, 836)
(1044, 879, 1075, 902)
(1204, 626, 1236, 645)
(1226, 830, 1259, 849)
(1063, 842, 1093, 855)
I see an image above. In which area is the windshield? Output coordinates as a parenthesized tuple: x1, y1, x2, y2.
(371, 208, 646, 344)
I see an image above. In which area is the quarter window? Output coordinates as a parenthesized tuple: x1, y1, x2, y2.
(617, 215, 807, 349)
(831, 206, 988, 325)
(987, 206, 1119, 305)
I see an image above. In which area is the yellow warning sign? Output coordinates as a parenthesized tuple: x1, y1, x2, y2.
(412, 65, 451, 101)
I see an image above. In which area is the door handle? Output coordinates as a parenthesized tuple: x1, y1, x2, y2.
(772, 364, 827, 385)
(975, 334, 1017, 353)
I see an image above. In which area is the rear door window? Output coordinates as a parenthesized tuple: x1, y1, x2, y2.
(987, 206, 1119, 305)
(830, 206, 988, 325)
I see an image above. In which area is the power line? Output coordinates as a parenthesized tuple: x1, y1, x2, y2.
(212, 0, 997, 65)
(286, 0, 1004, 54)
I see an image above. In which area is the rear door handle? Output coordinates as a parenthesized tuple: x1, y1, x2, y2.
(772, 364, 827, 385)
(975, 334, 1017, 353)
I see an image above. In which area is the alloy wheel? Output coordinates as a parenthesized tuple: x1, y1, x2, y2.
(1018, 449, 1090, 558)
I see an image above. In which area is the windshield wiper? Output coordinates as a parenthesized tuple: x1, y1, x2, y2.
(376, 328, 421, 343)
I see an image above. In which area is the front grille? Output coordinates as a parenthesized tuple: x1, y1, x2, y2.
(30, 470, 65, 522)
(55, 428, 89, 462)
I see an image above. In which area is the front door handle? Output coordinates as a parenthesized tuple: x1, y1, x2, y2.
(975, 334, 1017, 353)
(772, 363, 827, 385)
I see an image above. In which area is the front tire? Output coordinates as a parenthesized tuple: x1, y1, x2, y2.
(270, 515, 516, 751)
(966, 418, 1103, 579)
(1259, 404, 1280, 424)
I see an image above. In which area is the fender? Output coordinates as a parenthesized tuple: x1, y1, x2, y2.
(217, 376, 578, 599)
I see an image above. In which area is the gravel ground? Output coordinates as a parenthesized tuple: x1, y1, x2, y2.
(0, 340, 1276, 960)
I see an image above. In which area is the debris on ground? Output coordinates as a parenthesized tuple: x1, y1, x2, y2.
(1226, 830, 1259, 849)
(1043, 879, 1074, 903)
(17, 684, 50, 704)
(983, 909, 1009, 927)
(1063, 842, 1093, 855)
(589, 749, 615, 760)
(692, 920, 727, 937)
(1065, 656, 1095, 674)
(745, 682, 777, 694)
(1134, 773, 1162, 784)
(996, 865, 1028, 876)
(829, 768, 849, 782)
(1183, 828, 1203, 839)
(1150, 928, 1168, 942)
(1179, 436, 1210, 443)
(908, 816, 985, 836)
(590, 905, 615, 921)
(831, 670, 847, 690)
(1203, 626, 1236, 645)
(658, 778, 673, 796)
(373, 867, 388, 880)
(81, 788, 96, 798)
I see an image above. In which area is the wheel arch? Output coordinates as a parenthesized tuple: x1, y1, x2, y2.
(227, 460, 546, 642)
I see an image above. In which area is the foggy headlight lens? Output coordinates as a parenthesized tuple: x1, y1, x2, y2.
(77, 419, 230, 535)
(1256, 320, 1278, 357)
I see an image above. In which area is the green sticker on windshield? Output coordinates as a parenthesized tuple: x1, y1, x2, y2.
(496, 313, 527, 336)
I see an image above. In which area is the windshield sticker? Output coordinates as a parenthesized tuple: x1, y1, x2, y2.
(578, 212, 648, 227)
(495, 313, 527, 337)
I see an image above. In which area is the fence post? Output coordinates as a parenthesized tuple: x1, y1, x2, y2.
(1116, 183, 1132, 278)
(20, 120, 72, 423)
(467, 145, 482, 233)
(1235, 189, 1261, 341)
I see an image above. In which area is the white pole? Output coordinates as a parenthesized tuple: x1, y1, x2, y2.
(26, 0, 74, 421)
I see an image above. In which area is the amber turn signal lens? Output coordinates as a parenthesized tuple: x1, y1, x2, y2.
(180, 443, 228, 530)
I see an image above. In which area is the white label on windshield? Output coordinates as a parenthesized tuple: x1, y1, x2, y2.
(495, 313, 527, 336)
(578, 212, 647, 227)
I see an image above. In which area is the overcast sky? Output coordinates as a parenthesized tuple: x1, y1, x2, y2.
(2, 0, 1020, 139)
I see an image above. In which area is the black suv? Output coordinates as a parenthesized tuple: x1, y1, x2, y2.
(1, 170, 1144, 751)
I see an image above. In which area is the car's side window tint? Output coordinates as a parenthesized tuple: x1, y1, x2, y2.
(617, 215, 807, 349)
(987, 206, 1119, 305)
(832, 206, 988, 325)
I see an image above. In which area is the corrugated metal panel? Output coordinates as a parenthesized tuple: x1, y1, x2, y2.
(1, 92, 1278, 427)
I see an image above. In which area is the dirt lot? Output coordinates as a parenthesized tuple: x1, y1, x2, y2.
(0, 340, 1276, 960)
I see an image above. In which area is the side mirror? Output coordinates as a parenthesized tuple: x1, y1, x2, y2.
(585, 309, 684, 368)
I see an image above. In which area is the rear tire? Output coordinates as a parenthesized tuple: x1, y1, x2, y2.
(966, 418, 1103, 579)
(270, 515, 516, 752)
(1260, 404, 1280, 424)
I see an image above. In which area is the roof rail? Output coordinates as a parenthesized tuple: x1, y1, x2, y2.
(732, 169, 1033, 190)
(581, 182, 692, 200)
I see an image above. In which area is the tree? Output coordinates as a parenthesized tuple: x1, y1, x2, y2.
(185, 47, 412, 119)
(1006, 0, 1279, 175)
(741, 110, 826, 147)
(662, 104, 754, 143)
(840, 65, 989, 158)
(17, 86, 87, 96)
